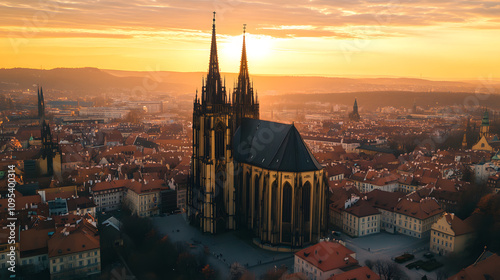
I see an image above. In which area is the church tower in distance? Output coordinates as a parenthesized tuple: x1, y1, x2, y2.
(349, 98, 360, 121)
(37, 86, 61, 178)
(480, 109, 490, 139)
(189, 13, 236, 234)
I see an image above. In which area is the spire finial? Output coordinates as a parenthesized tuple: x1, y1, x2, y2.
(213, 11, 216, 23)
(243, 24, 246, 34)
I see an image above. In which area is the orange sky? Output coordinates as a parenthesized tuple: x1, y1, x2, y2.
(1, 0, 500, 80)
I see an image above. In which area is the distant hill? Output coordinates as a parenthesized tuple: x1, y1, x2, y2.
(0, 68, 498, 97)
(260, 91, 500, 111)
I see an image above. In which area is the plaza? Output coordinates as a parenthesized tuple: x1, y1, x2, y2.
(153, 214, 454, 279)
(152, 214, 295, 279)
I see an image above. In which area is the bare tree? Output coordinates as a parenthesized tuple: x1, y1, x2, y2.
(229, 262, 254, 280)
(372, 260, 409, 280)
(436, 269, 449, 280)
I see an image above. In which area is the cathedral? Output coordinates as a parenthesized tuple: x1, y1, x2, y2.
(188, 14, 327, 249)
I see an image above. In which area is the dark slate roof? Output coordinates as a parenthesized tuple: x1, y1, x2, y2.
(134, 137, 158, 149)
(233, 118, 322, 172)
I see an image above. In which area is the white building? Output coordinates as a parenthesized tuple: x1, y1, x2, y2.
(91, 180, 127, 212)
(124, 179, 167, 217)
(342, 201, 380, 237)
(79, 107, 130, 121)
(394, 197, 444, 238)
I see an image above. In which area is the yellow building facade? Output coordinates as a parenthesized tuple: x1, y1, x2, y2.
(430, 213, 474, 256)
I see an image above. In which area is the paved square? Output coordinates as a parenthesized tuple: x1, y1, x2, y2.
(152, 214, 294, 278)
(153, 215, 450, 279)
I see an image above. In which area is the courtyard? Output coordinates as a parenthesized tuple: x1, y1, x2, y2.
(153, 214, 451, 280)
(152, 214, 295, 279)
(340, 232, 448, 280)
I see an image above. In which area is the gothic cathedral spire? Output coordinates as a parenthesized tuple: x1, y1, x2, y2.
(349, 98, 360, 121)
(38, 86, 45, 122)
(203, 12, 226, 105)
(233, 24, 259, 127)
(235, 24, 252, 105)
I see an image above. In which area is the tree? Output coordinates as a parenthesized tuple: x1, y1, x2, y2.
(262, 264, 287, 280)
(229, 262, 254, 280)
(372, 260, 408, 280)
(202, 264, 216, 280)
(455, 183, 490, 220)
(122, 109, 142, 123)
(364, 259, 374, 269)
(436, 269, 449, 280)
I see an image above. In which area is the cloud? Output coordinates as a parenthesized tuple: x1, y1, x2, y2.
(0, 0, 499, 41)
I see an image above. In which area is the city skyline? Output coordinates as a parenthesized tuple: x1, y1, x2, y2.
(2, 0, 500, 79)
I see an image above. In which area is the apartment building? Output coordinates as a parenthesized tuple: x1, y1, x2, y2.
(394, 197, 444, 238)
(48, 220, 100, 280)
(430, 213, 474, 256)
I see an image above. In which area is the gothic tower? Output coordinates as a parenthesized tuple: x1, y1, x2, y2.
(189, 13, 236, 234)
(480, 109, 490, 139)
(349, 98, 360, 121)
(36, 86, 61, 178)
(232, 24, 259, 128)
(38, 86, 45, 122)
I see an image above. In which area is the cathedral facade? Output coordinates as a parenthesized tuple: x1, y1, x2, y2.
(188, 14, 327, 249)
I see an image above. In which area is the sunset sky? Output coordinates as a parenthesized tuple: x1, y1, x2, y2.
(1, 0, 500, 80)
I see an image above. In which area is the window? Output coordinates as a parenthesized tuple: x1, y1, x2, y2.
(302, 183, 311, 222)
(282, 183, 292, 223)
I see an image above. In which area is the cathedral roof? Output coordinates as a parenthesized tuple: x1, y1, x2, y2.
(233, 118, 323, 172)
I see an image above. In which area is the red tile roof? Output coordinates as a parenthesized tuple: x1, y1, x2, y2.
(48, 220, 99, 258)
(395, 197, 443, 220)
(448, 253, 500, 280)
(295, 241, 358, 272)
(344, 200, 380, 217)
(20, 227, 52, 258)
(442, 213, 474, 236)
(328, 266, 380, 280)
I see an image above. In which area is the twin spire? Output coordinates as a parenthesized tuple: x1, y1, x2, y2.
(38, 86, 45, 122)
(203, 12, 225, 105)
(202, 12, 254, 107)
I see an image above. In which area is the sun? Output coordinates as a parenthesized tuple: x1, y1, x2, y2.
(220, 33, 274, 71)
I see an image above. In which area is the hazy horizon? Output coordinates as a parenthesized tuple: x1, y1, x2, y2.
(2, 1, 500, 80)
(3, 67, 500, 83)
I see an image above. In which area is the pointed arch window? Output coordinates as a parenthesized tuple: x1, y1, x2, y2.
(215, 121, 225, 159)
(302, 182, 311, 222)
(282, 183, 292, 223)
(271, 181, 278, 224)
